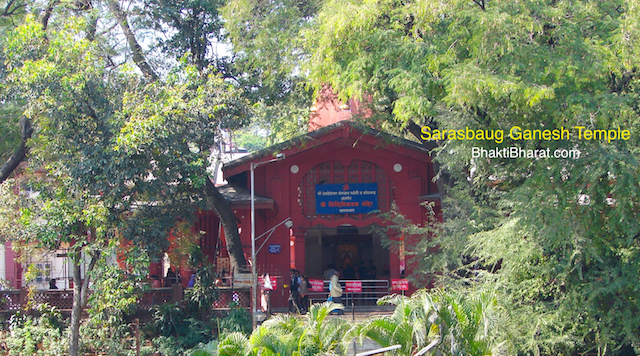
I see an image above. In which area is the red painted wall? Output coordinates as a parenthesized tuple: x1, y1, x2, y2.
(4, 242, 21, 289)
(218, 123, 438, 307)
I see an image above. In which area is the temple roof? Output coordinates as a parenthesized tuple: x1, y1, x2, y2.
(223, 121, 430, 177)
(217, 183, 274, 209)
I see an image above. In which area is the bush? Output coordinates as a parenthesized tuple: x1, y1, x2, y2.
(148, 303, 218, 354)
(214, 301, 252, 337)
(152, 335, 184, 356)
(5, 306, 68, 356)
(79, 320, 136, 356)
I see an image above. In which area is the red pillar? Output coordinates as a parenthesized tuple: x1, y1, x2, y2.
(294, 232, 306, 274)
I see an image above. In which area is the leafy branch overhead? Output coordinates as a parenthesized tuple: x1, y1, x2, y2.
(295, 0, 640, 354)
(0, 3, 252, 354)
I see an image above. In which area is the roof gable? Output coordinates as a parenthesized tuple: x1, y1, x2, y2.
(222, 121, 430, 177)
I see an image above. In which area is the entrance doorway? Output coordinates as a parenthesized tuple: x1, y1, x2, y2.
(304, 229, 389, 280)
(324, 234, 370, 280)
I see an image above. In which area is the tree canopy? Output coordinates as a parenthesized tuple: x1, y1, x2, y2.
(0, 1, 251, 354)
(1, 0, 640, 354)
(298, 0, 640, 354)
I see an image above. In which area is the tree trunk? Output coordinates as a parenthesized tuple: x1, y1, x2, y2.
(69, 259, 82, 356)
(106, 0, 247, 273)
(106, 0, 158, 82)
(0, 117, 32, 184)
(68, 249, 99, 356)
(206, 179, 248, 271)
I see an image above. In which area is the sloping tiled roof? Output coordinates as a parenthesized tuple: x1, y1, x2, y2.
(217, 183, 273, 209)
(223, 120, 428, 173)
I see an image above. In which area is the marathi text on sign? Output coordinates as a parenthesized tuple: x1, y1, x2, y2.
(316, 183, 378, 214)
(391, 279, 409, 291)
(345, 281, 362, 293)
(309, 279, 324, 292)
(258, 276, 278, 290)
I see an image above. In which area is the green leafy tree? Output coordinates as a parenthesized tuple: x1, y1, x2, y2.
(0, 4, 250, 355)
(136, 0, 226, 71)
(233, 126, 268, 152)
(1, 0, 250, 273)
(302, 0, 640, 354)
(0, 0, 31, 183)
(221, 0, 318, 143)
(250, 302, 350, 356)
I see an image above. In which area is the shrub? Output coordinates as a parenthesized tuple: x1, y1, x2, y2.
(5, 306, 68, 356)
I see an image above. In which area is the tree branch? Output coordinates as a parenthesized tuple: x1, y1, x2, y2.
(406, 119, 437, 151)
(41, 0, 59, 30)
(1, 0, 27, 17)
(472, 0, 485, 11)
(106, 0, 159, 81)
(0, 117, 32, 184)
(80, 250, 100, 309)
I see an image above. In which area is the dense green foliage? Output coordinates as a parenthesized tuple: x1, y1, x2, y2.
(0, 2, 250, 353)
(191, 302, 350, 356)
(1, 0, 639, 355)
(5, 304, 67, 356)
(187, 290, 508, 356)
(354, 289, 509, 356)
(222, 0, 318, 143)
(301, 1, 640, 354)
(233, 127, 269, 152)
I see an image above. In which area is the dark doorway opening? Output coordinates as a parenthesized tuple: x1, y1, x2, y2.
(304, 230, 390, 280)
(322, 234, 371, 280)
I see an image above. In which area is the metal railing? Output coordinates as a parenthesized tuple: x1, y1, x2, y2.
(354, 340, 439, 356)
(0, 285, 251, 313)
(308, 279, 390, 306)
(356, 345, 401, 356)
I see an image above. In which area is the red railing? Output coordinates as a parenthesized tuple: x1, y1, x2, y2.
(0, 287, 251, 313)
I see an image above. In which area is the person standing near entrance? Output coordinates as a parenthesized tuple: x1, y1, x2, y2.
(368, 260, 377, 279)
(299, 275, 310, 314)
(288, 269, 300, 313)
(323, 264, 337, 280)
(357, 262, 369, 280)
(329, 271, 344, 315)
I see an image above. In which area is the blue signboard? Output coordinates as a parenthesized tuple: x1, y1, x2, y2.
(268, 244, 281, 253)
(316, 183, 378, 214)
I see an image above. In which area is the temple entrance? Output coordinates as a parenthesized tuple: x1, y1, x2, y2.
(304, 227, 390, 280)
(323, 234, 370, 280)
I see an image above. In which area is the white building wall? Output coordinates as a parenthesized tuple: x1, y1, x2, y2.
(25, 250, 73, 290)
(0, 244, 5, 281)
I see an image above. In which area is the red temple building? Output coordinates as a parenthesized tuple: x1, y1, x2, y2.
(183, 92, 440, 307)
(2, 94, 440, 311)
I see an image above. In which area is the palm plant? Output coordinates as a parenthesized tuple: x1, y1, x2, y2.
(299, 302, 350, 355)
(351, 292, 437, 356)
(354, 289, 510, 356)
(250, 314, 304, 355)
(191, 340, 219, 356)
(191, 332, 252, 356)
(217, 333, 253, 356)
(432, 289, 509, 356)
(250, 301, 349, 356)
